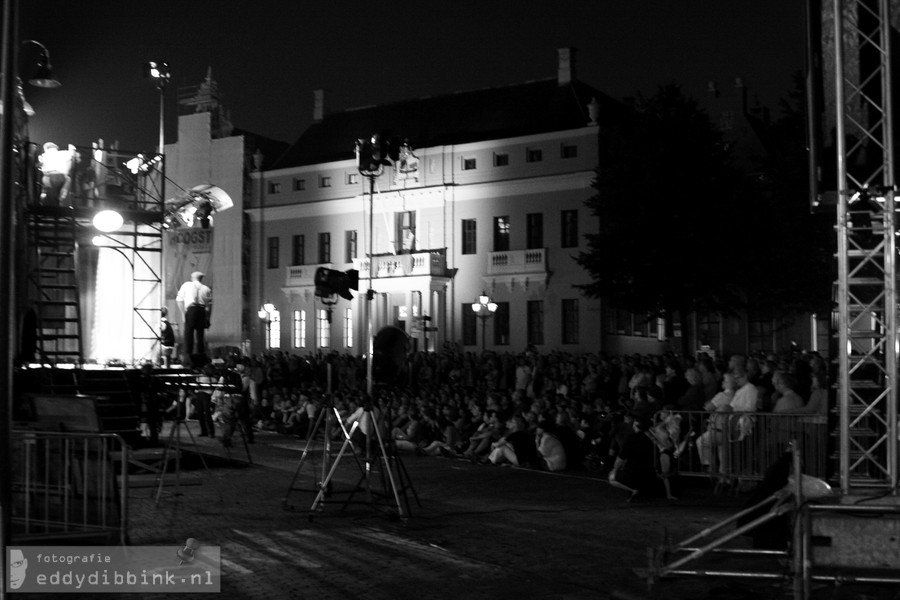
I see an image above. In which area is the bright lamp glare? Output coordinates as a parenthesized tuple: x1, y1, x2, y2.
(93, 210, 124, 232)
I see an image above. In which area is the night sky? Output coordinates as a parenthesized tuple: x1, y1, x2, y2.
(18, 0, 807, 154)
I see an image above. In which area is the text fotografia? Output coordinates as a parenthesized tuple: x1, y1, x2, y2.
(8, 545, 221, 593)
(35, 552, 112, 565)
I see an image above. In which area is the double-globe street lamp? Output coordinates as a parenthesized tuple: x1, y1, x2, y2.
(471, 291, 497, 352)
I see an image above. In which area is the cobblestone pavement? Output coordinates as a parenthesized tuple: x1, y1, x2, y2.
(18, 421, 900, 600)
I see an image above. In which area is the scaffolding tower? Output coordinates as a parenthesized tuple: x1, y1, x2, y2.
(833, 0, 899, 493)
(21, 141, 164, 367)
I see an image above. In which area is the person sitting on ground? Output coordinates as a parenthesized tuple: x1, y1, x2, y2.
(461, 409, 502, 460)
(488, 415, 540, 467)
(536, 419, 567, 471)
(608, 416, 659, 502)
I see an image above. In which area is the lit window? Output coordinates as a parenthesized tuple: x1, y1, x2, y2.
(347, 173, 359, 185)
(344, 308, 353, 348)
(493, 216, 510, 252)
(319, 175, 331, 188)
(293, 310, 307, 349)
(268, 309, 281, 349)
(317, 309, 331, 348)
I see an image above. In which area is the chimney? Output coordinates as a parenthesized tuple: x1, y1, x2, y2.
(313, 89, 326, 122)
(557, 47, 577, 86)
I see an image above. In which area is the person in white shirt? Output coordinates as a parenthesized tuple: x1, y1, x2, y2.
(39, 141, 74, 205)
(175, 271, 212, 363)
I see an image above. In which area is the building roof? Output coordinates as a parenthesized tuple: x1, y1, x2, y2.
(272, 78, 623, 169)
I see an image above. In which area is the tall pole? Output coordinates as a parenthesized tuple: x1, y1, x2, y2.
(366, 174, 374, 396)
(481, 316, 486, 352)
(0, 0, 18, 594)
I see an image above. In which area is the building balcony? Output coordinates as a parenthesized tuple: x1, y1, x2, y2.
(356, 250, 450, 279)
(486, 248, 549, 292)
(284, 263, 329, 288)
(487, 248, 547, 275)
(285, 251, 450, 288)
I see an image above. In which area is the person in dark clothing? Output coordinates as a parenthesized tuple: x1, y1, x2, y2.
(192, 364, 217, 438)
(488, 415, 539, 467)
(609, 416, 659, 501)
(137, 363, 165, 446)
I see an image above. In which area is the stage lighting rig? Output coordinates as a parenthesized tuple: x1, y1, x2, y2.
(314, 267, 359, 302)
(163, 184, 233, 229)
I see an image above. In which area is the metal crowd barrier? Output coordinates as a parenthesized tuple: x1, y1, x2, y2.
(673, 411, 829, 484)
(10, 430, 129, 545)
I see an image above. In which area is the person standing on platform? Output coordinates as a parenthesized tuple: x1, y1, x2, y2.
(38, 142, 75, 206)
(175, 271, 212, 366)
(159, 307, 176, 368)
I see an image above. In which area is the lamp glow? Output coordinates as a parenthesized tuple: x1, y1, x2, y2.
(92, 210, 124, 232)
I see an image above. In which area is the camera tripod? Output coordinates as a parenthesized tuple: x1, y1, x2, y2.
(154, 393, 211, 505)
(283, 395, 419, 519)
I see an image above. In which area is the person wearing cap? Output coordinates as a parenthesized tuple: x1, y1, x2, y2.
(175, 271, 212, 364)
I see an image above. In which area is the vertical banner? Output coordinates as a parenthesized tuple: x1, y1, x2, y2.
(164, 229, 214, 314)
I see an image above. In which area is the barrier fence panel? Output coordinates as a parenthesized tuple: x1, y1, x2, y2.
(10, 430, 129, 545)
(674, 411, 829, 484)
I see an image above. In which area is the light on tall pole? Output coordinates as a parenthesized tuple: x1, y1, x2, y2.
(471, 291, 497, 352)
(143, 61, 170, 155)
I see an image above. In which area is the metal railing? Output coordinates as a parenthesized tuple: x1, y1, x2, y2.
(673, 411, 830, 484)
(10, 430, 129, 545)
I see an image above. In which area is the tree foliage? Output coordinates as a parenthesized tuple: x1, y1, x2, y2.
(576, 80, 835, 330)
(576, 83, 744, 319)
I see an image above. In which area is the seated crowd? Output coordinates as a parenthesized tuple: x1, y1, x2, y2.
(179, 346, 831, 500)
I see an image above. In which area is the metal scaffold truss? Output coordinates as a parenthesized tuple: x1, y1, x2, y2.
(834, 0, 899, 492)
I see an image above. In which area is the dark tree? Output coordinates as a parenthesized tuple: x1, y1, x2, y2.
(740, 76, 834, 318)
(576, 79, 834, 354)
(576, 83, 744, 352)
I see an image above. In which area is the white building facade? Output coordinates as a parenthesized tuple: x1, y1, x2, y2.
(246, 50, 618, 356)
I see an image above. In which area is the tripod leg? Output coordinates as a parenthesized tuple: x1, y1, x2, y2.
(283, 405, 328, 508)
(181, 419, 210, 474)
(370, 415, 405, 518)
(154, 419, 179, 505)
(310, 422, 359, 512)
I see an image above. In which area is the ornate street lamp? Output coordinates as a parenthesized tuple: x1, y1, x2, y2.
(258, 302, 274, 349)
(471, 291, 497, 352)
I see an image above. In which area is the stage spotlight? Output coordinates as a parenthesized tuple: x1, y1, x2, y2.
(143, 61, 170, 88)
(164, 184, 233, 229)
(92, 210, 124, 232)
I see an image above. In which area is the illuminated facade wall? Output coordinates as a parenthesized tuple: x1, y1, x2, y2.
(247, 125, 610, 355)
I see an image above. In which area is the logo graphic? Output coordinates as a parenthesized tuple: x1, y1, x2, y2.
(177, 539, 199, 565)
(9, 548, 28, 589)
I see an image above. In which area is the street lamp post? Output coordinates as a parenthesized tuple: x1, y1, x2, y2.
(258, 303, 274, 350)
(471, 291, 497, 352)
